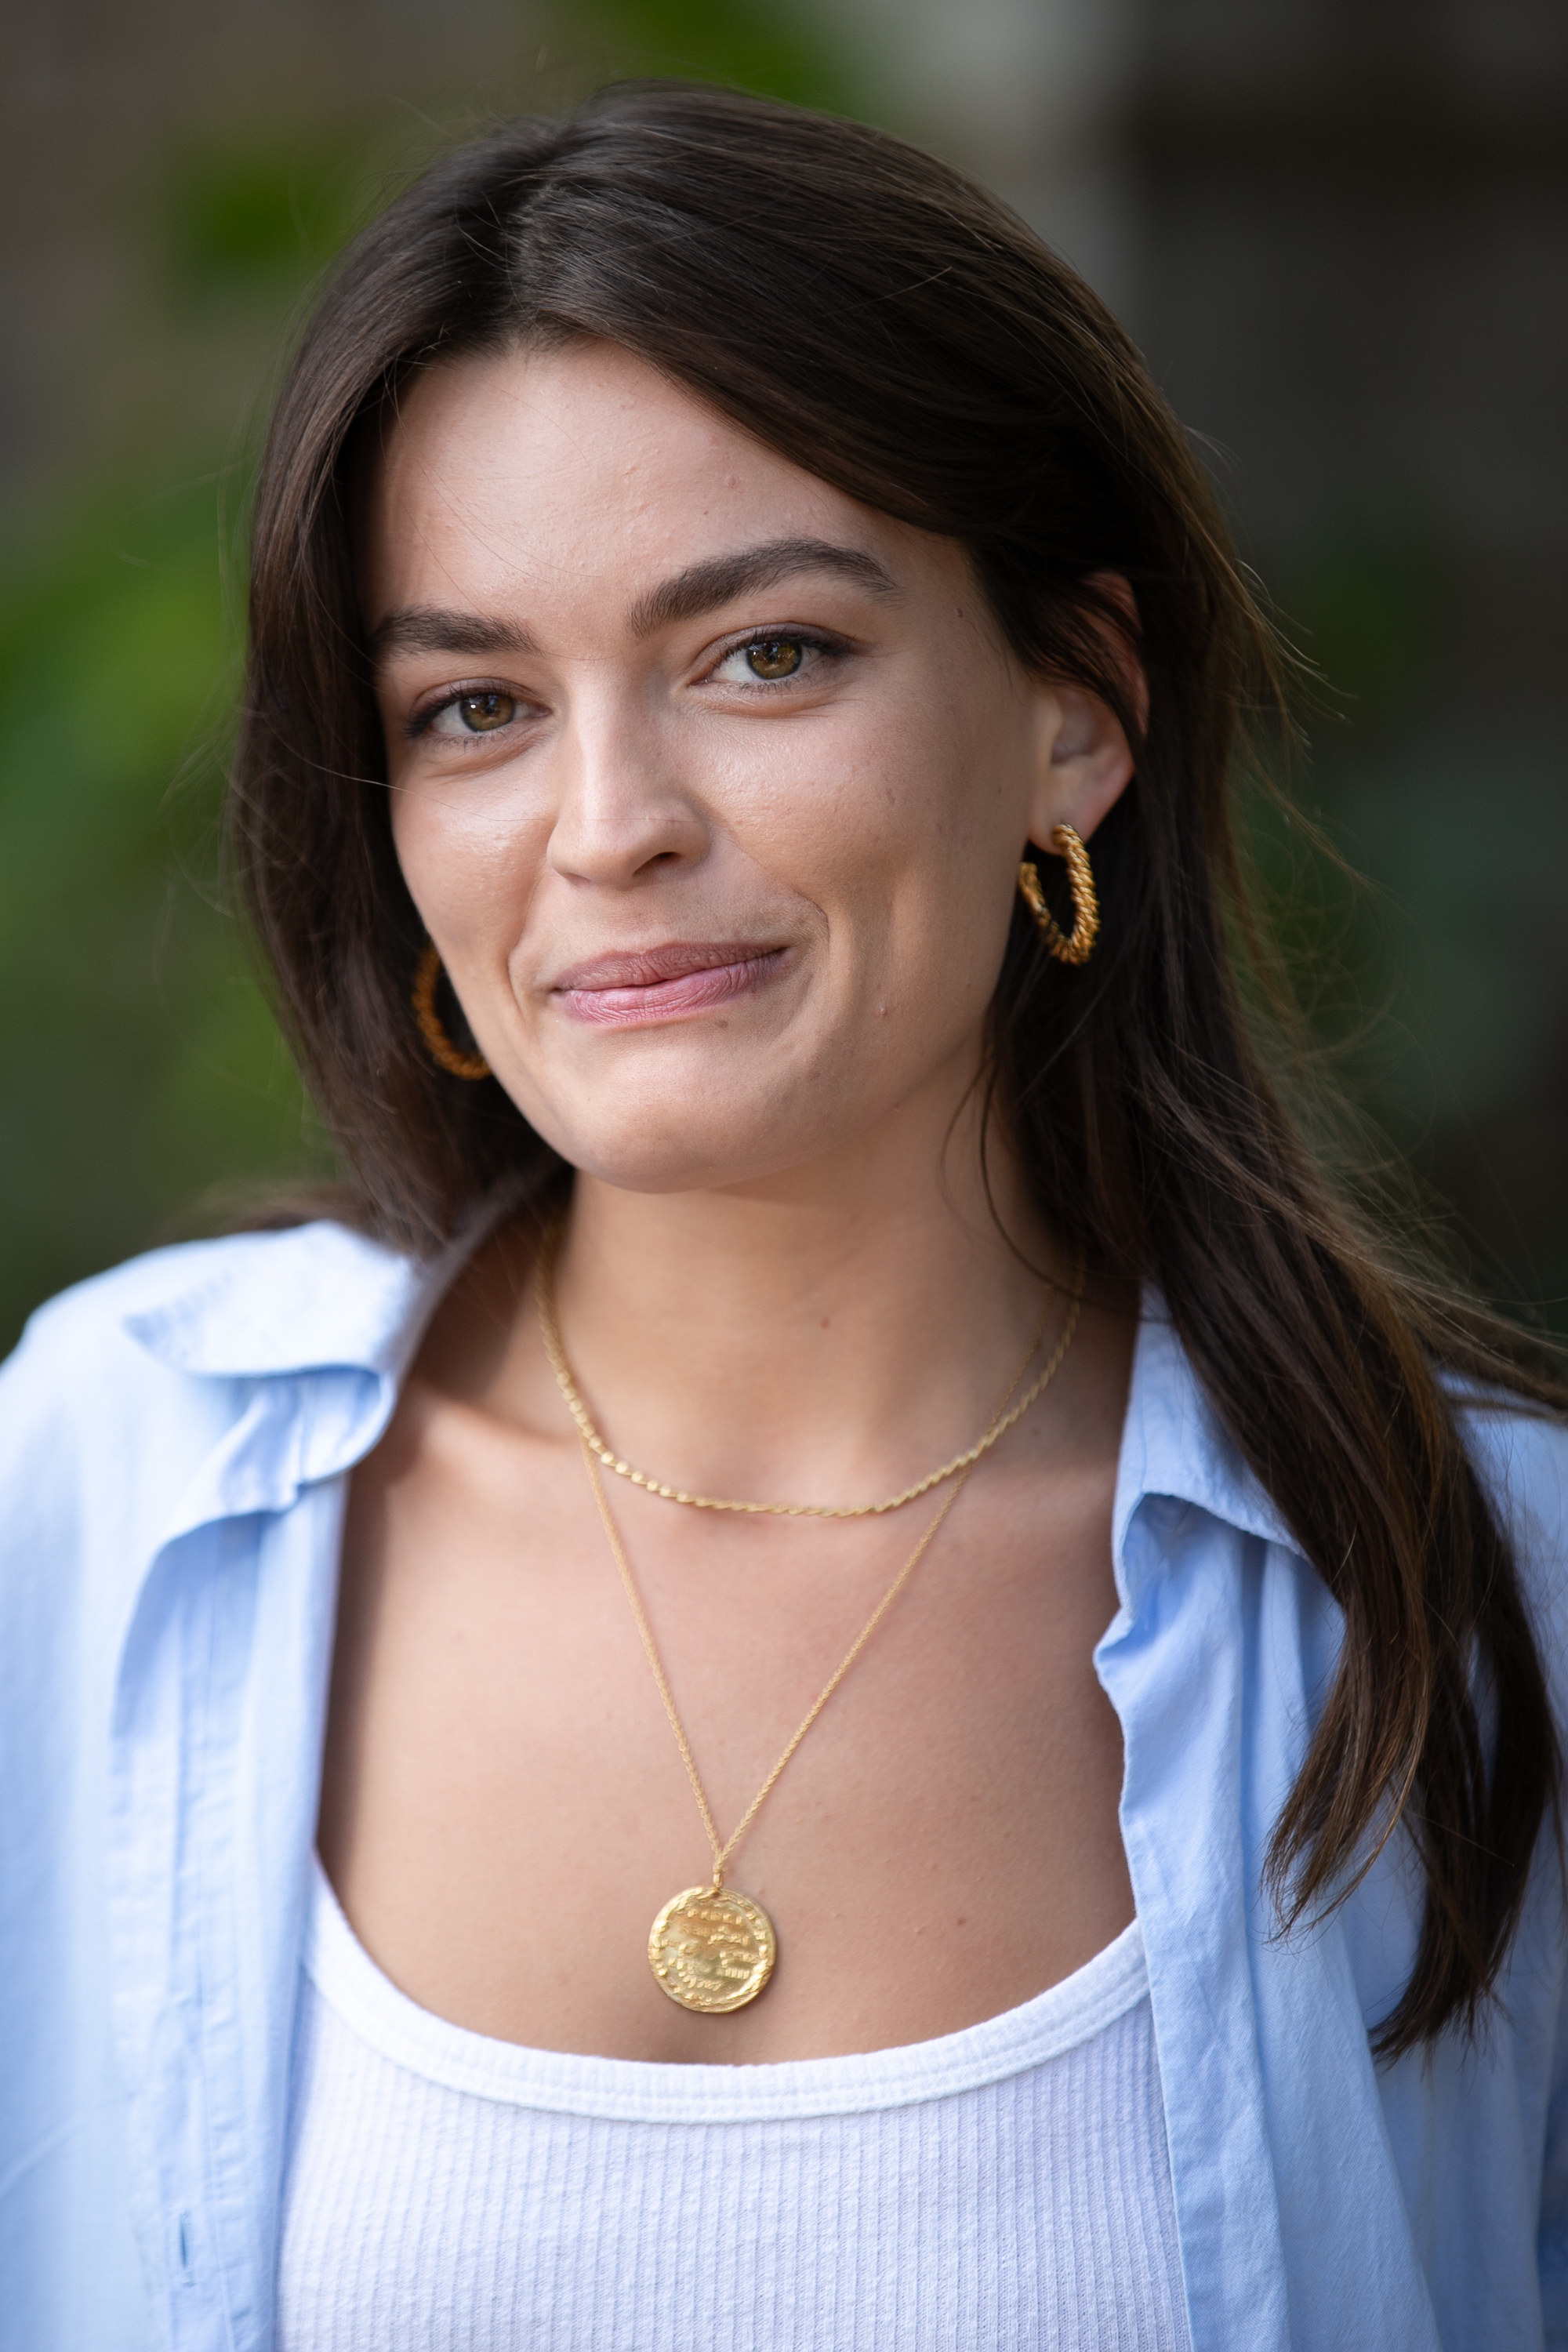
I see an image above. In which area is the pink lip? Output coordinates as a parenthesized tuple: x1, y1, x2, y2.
(550, 942, 789, 1027)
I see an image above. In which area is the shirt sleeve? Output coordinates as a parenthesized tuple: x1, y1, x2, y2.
(1465, 1401, 1568, 2343)
(1544, 2049, 1568, 2347)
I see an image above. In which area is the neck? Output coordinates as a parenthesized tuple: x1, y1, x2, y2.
(545, 1083, 1065, 1509)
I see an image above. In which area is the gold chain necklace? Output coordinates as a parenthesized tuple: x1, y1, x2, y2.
(552, 1263, 1083, 2015)
(539, 1224, 1083, 1518)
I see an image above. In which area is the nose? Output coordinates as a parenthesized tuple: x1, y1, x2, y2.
(546, 693, 711, 891)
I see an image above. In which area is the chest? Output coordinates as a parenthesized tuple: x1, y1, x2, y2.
(318, 1403, 1133, 2063)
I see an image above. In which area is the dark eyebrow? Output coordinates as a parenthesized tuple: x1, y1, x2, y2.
(627, 537, 899, 637)
(369, 607, 539, 662)
(368, 538, 895, 666)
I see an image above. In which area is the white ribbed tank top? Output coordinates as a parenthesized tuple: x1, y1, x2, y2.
(277, 1860, 1190, 2350)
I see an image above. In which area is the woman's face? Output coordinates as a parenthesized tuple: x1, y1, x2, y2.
(365, 339, 1134, 1193)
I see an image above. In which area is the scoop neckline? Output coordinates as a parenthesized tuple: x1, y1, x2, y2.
(303, 1857, 1148, 2124)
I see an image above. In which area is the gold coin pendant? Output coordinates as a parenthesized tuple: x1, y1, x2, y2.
(648, 1886, 778, 2013)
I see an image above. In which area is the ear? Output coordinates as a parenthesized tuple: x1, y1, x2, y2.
(1023, 572, 1145, 852)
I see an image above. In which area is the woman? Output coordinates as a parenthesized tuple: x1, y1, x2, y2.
(2, 79, 1563, 2352)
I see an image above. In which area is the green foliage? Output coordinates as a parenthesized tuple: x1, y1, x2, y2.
(1239, 670, 1568, 1324)
(1279, 536, 1445, 726)
(0, 478, 328, 1349)
(563, 0, 860, 111)
(169, 147, 327, 290)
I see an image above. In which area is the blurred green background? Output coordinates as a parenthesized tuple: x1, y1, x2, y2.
(3, 0, 1566, 1348)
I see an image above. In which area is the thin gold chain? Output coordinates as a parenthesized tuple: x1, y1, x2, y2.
(582, 1441, 978, 1889)
(540, 1227, 1084, 1518)
(575, 1275, 1083, 1893)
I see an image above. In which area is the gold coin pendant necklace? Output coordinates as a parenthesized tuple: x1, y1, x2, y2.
(541, 1240, 1083, 2014)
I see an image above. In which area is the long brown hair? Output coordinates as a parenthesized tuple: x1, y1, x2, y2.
(231, 79, 1559, 2057)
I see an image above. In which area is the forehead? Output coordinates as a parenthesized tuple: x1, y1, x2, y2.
(361, 338, 951, 625)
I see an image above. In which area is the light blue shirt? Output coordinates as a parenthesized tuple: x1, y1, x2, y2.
(1, 1215, 1565, 2351)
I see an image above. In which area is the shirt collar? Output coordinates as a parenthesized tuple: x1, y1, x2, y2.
(1112, 1293, 1298, 1601)
(123, 1220, 462, 1386)
(118, 1203, 515, 1532)
(121, 1219, 1298, 1573)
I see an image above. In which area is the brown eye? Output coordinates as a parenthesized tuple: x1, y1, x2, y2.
(744, 640, 804, 681)
(456, 691, 516, 731)
(429, 690, 519, 738)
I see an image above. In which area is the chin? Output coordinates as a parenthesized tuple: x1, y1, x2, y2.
(532, 1083, 837, 1197)
(517, 1035, 844, 1196)
(554, 1123, 818, 1198)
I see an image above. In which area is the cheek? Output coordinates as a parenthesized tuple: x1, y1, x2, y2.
(389, 768, 546, 947)
(741, 666, 1000, 901)
(794, 693, 1019, 989)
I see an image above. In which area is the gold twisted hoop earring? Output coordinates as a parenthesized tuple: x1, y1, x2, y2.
(1018, 823, 1099, 966)
(412, 942, 491, 1080)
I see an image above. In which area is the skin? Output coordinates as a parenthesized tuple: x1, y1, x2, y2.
(318, 337, 1143, 2063)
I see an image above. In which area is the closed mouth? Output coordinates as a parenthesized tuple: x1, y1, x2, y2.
(549, 942, 789, 1026)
